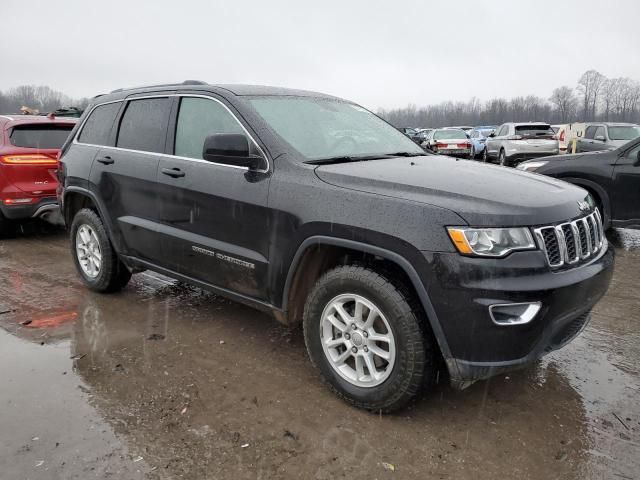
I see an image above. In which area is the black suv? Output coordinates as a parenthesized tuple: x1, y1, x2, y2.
(518, 137, 640, 230)
(58, 82, 614, 412)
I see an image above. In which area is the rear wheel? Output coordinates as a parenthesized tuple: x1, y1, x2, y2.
(70, 208, 131, 292)
(0, 212, 16, 238)
(303, 265, 437, 412)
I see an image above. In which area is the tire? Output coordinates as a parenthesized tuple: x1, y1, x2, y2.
(70, 208, 131, 293)
(482, 147, 489, 163)
(498, 149, 509, 167)
(470, 145, 476, 159)
(0, 212, 17, 238)
(303, 265, 437, 412)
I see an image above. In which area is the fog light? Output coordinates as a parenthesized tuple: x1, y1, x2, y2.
(489, 302, 541, 326)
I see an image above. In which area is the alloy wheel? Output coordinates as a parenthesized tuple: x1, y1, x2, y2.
(76, 224, 102, 278)
(320, 293, 396, 388)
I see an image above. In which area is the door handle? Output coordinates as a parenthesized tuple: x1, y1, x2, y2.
(161, 167, 185, 178)
(97, 156, 114, 165)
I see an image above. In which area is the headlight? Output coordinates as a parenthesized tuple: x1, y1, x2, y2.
(516, 161, 548, 172)
(447, 227, 536, 257)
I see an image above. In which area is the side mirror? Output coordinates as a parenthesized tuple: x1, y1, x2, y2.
(489, 132, 495, 138)
(202, 134, 264, 170)
(635, 150, 640, 166)
(595, 135, 606, 142)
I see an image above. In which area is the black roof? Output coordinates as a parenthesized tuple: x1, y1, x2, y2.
(100, 81, 337, 101)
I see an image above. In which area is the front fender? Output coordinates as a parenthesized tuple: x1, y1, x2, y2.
(281, 235, 456, 372)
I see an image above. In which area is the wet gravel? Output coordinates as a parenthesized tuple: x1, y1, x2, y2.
(0, 221, 638, 479)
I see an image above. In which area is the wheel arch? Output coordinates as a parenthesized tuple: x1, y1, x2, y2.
(63, 187, 122, 250)
(280, 236, 455, 366)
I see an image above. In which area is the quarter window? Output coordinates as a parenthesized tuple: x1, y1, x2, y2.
(78, 102, 121, 146)
(594, 126, 606, 140)
(117, 98, 171, 153)
(174, 97, 244, 159)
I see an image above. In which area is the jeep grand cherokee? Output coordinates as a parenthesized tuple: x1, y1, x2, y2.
(58, 81, 614, 412)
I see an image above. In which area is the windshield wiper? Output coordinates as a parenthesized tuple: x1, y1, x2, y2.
(305, 152, 425, 165)
(385, 151, 424, 157)
(304, 155, 390, 165)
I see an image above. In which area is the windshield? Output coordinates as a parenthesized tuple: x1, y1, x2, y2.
(608, 126, 640, 141)
(9, 124, 73, 149)
(478, 129, 494, 138)
(247, 97, 424, 160)
(433, 129, 467, 140)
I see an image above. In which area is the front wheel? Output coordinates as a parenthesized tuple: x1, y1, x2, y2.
(303, 265, 437, 412)
(482, 147, 489, 163)
(498, 149, 509, 167)
(70, 208, 131, 293)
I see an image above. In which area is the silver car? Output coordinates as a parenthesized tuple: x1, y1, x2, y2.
(483, 122, 559, 167)
(575, 123, 640, 153)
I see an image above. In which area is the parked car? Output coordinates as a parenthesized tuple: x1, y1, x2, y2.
(398, 127, 420, 143)
(59, 81, 613, 412)
(517, 137, 640, 229)
(0, 114, 76, 234)
(552, 123, 587, 154)
(423, 128, 471, 157)
(415, 128, 433, 146)
(484, 122, 559, 167)
(468, 126, 496, 159)
(575, 123, 640, 153)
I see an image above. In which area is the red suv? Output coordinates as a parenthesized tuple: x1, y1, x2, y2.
(0, 115, 76, 234)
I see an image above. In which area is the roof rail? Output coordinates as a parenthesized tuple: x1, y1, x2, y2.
(110, 80, 208, 94)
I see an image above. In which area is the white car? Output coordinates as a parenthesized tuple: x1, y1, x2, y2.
(424, 128, 471, 158)
(552, 123, 587, 154)
(484, 122, 559, 167)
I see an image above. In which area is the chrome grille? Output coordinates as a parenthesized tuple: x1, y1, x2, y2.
(534, 210, 605, 268)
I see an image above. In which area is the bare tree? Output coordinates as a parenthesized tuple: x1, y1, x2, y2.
(0, 84, 84, 114)
(550, 86, 577, 122)
(380, 69, 640, 127)
(577, 70, 606, 120)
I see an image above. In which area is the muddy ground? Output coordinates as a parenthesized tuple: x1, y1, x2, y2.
(0, 222, 638, 480)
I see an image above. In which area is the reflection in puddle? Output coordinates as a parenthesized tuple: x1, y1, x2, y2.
(0, 329, 150, 479)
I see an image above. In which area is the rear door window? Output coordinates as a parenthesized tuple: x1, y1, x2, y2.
(78, 102, 121, 146)
(174, 97, 244, 159)
(116, 98, 172, 153)
(10, 125, 74, 149)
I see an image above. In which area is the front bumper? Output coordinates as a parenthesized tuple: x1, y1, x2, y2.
(424, 245, 614, 389)
(0, 196, 58, 220)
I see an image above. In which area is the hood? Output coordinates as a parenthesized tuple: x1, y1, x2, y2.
(315, 155, 592, 227)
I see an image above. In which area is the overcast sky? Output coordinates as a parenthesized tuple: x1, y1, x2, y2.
(3, 0, 639, 110)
